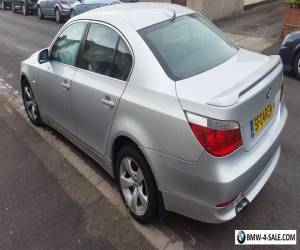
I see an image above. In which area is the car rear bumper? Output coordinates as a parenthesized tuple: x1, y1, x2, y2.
(141, 102, 288, 223)
(161, 145, 281, 223)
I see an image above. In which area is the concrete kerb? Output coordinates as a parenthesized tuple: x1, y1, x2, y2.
(3, 92, 184, 250)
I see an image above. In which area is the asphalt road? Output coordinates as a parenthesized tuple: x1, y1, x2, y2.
(0, 8, 299, 250)
(0, 11, 62, 91)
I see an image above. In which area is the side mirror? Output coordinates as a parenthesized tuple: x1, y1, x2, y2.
(38, 49, 49, 64)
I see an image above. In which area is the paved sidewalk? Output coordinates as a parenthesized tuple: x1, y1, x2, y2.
(0, 95, 154, 250)
(216, 0, 284, 52)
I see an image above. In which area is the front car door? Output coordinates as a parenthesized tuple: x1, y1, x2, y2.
(71, 22, 133, 156)
(36, 21, 87, 136)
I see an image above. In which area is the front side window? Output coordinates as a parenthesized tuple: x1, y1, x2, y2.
(80, 23, 119, 76)
(51, 22, 86, 66)
(139, 14, 238, 81)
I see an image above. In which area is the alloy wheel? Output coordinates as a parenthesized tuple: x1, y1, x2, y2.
(23, 85, 38, 122)
(119, 156, 148, 216)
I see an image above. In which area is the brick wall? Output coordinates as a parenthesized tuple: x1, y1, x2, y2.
(282, 24, 300, 38)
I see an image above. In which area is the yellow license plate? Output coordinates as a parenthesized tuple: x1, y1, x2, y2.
(250, 103, 274, 138)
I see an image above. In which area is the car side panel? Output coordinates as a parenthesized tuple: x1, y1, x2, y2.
(106, 28, 202, 167)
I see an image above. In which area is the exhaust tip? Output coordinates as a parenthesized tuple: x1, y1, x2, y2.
(235, 198, 249, 214)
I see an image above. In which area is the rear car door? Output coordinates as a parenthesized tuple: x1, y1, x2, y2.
(36, 22, 87, 136)
(71, 22, 133, 156)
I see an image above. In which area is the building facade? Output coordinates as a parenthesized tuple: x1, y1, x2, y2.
(143, 0, 269, 20)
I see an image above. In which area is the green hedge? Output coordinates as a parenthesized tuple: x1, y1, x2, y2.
(291, 0, 300, 8)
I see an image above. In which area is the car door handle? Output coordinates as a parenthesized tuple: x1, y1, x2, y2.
(61, 80, 71, 90)
(101, 96, 115, 108)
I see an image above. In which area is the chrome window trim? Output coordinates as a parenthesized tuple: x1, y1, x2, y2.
(49, 19, 135, 83)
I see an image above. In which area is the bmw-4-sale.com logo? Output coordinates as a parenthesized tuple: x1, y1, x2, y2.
(237, 231, 246, 244)
(235, 230, 297, 245)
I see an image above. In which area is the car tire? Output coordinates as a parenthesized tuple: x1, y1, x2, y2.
(21, 79, 43, 126)
(55, 8, 62, 23)
(70, 9, 76, 18)
(22, 3, 29, 15)
(37, 6, 43, 19)
(116, 144, 158, 224)
(293, 51, 300, 80)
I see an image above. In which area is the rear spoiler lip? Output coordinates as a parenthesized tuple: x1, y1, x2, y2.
(206, 55, 282, 108)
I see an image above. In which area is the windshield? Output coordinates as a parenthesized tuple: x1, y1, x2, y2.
(139, 14, 238, 81)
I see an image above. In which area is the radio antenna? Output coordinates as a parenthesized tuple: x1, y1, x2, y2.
(171, 9, 176, 21)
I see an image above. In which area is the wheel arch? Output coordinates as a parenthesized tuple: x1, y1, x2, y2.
(54, 4, 61, 12)
(110, 134, 160, 190)
(21, 73, 29, 86)
(111, 135, 141, 176)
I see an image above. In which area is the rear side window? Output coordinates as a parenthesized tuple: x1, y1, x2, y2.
(51, 22, 86, 66)
(79, 23, 133, 81)
(139, 14, 238, 81)
(111, 38, 133, 81)
(80, 23, 119, 76)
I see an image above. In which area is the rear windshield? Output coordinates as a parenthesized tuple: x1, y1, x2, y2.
(139, 14, 238, 81)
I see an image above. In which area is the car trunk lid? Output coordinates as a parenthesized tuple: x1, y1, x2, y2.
(176, 49, 283, 151)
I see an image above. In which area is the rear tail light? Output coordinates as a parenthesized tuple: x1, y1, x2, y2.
(186, 112, 242, 157)
(280, 81, 284, 102)
(61, 0, 68, 4)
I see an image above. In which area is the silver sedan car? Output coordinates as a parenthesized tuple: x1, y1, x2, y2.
(21, 3, 288, 223)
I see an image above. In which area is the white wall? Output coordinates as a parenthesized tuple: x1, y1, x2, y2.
(244, 0, 265, 5)
(186, 0, 244, 20)
(141, 0, 244, 20)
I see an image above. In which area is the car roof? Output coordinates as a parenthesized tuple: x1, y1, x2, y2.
(71, 3, 195, 30)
